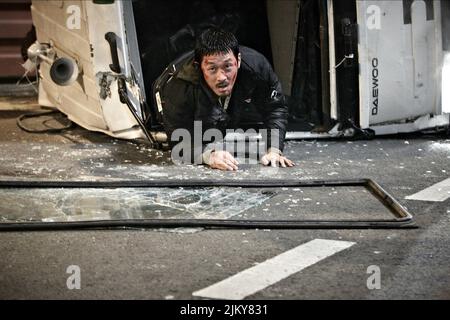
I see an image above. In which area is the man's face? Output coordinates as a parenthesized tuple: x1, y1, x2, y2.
(200, 50, 241, 97)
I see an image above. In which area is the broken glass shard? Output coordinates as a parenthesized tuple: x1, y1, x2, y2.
(0, 187, 274, 223)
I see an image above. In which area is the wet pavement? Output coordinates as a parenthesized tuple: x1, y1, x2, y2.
(0, 97, 449, 299)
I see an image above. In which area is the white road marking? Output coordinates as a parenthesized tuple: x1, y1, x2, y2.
(192, 239, 355, 300)
(405, 178, 450, 202)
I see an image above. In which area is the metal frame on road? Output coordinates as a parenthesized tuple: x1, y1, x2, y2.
(0, 178, 416, 231)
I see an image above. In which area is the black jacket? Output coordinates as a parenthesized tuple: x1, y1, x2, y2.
(154, 46, 288, 161)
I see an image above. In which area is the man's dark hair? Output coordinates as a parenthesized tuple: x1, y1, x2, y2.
(194, 28, 239, 64)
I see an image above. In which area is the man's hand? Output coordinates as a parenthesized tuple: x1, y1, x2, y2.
(209, 150, 239, 171)
(261, 151, 295, 168)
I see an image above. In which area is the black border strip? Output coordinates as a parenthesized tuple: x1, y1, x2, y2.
(0, 179, 416, 230)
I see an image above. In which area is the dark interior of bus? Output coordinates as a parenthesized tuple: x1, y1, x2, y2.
(132, 0, 360, 133)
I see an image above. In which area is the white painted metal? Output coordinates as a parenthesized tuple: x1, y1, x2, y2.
(369, 114, 449, 135)
(357, 0, 444, 127)
(433, 1, 443, 116)
(84, 1, 143, 139)
(328, 0, 338, 120)
(442, 52, 450, 113)
(31, 0, 145, 140)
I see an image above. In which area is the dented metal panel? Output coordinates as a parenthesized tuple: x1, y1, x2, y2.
(357, 0, 443, 127)
(30, 0, 146, 139)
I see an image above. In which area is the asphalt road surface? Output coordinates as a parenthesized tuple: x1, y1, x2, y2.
(0, 105, 449, 300)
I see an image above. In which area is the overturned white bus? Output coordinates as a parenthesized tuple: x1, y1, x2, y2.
(26, 0, 450, 148)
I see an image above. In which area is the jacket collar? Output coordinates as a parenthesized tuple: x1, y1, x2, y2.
(176, 56, 200, 84)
